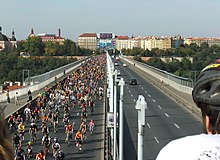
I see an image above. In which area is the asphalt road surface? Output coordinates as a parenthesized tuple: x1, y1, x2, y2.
(115, 59, 203, 160)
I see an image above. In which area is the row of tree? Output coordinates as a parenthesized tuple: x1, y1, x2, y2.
(122, 42, 220, 79)
(16, 37, 93, 56)
(0, 53, 77, 83)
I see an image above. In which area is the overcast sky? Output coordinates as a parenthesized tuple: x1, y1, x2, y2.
(1, 0, 220, 41)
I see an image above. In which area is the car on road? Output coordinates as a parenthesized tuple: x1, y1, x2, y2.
(115, 62, 119, 66)
(129, 78, 138, 85)
(123, 63, 127, 67)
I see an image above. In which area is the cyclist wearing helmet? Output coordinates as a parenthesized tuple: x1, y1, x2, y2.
(157, 59, 220, 160)
(52, 137, 61, 156)
(35, 150, 45, 160)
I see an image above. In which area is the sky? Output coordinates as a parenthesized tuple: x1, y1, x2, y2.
(1, 0, 220, 41)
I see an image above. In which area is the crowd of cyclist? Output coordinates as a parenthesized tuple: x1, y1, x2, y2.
(8, 55, 106, 160)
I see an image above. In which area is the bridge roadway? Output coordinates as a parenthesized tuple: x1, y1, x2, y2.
(1, 76, 105, 159)
(115, 59, 203, 160)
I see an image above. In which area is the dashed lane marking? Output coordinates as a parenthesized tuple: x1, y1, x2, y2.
(145, 91, 147, 93)
(147, 123, 151, 128)
(158, 105, 162, 109)
(148, 94, 151, 97)
(174, 123, 180, 129)
(164, 113, 170, 117)
(131, 94, 133, 97)
(154, 137, 160, 143)
(152, 99, 156, 102)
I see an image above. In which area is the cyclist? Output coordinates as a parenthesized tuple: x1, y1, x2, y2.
(65, 122, 74, 144)
(26, 140, 33, 158)
(55, 149, 65, 160)
(15, 146, 25, 160)
(24, 105, 31, 123)
(41, 133, 51, 155)
(41, 122, 49, 135)
(8, 114, 15, 132)
(89, 98, 95, 115)
(17, 122, 25, 141)
(62, 113, 69, 127)
(52, 137, 61, 157)
(29, 122, 37, 143)
(75, 130, 83, 151)
(35, 150, 45, 160)
(81, 107, 88, 122)
(53, 112, 59, 133)
(16, 115, 23, 126)
(88, 119, 95, 134)
(12, 133, 21, 150)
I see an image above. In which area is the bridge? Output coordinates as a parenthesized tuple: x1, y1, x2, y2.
(0, 54, 202, 160)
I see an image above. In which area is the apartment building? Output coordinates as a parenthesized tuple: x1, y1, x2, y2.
(77, 33, 97, 51)
(184, 37, 220, 47)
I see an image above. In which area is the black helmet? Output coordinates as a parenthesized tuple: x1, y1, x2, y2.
(192, 59, 220, 110)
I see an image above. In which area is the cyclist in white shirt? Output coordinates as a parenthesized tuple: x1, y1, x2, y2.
(156, 59, 220, 160)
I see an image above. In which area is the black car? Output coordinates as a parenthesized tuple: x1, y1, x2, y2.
(129, 78, 137, 85)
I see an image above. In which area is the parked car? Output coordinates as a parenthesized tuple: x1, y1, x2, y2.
(123, 63, 127, 67)
(129, 78, 138, 85)
(115, 62, 119, 66)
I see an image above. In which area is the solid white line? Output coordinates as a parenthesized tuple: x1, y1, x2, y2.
(158, 105, 162, 109)
(174, 123, 180, 129)
(147, 123, 151, 128)
(154, 137, 160, 143)
(148, 94, 151, 97)
(152, 99, 156, 102)
(164, 113, 170, 117)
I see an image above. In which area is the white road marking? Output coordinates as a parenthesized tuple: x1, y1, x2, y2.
(158, 105, 162, 109)
(142, 87, 144, 90)
(154, 137, 159, 143)
(152, 99, 156, 102)
(128, 90, 131, 93)
(174, 123, 180, 129)
(147, 123, 151, 128)
(131, 94, 133, 97)
(134, 99, 136, 102)
(164, 113, 170, 117)
(148, 94, 151, 97)
(145, 90, 147, 93)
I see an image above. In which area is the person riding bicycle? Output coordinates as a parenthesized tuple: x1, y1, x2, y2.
(8, 114, 15, 131)
(17, 122, 25, 140)
(75, 130, 83, 150)
(81, 107, 88, 122)
(41, 122, 49, 135)
(16, 115, 23, 125)
(55, 149, 65, 160)
(89, 119, 95, 134)
(41, 133, 51, 155)
(65, 122, 74, 143)
(52, 137, 61, 156)
(12, 133, 21, 149)
(29, 122, 37, 143)
(26, 140, 33, 158)
(35, 150, 45, 160)
(15, 146, 25, 160)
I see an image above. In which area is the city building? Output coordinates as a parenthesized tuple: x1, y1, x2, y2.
(171, 35, 184, 48)
(0, 27, 17, 51)
(77, 33, 98, 51)
(184, 37, 220, 47)
(28, 28, 65, 45)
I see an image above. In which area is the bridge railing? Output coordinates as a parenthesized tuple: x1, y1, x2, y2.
(0, 58, 87, 103)
(120, 56, 193, 95)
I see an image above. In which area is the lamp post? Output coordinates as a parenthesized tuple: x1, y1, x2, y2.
(135, 95, 147, 160)
(118, 78, 125, 160)
(113, 70, 118, 160)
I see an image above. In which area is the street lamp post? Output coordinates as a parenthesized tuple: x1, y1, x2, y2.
(118, 78, 125, 160)
(135, 95, 147, 160)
